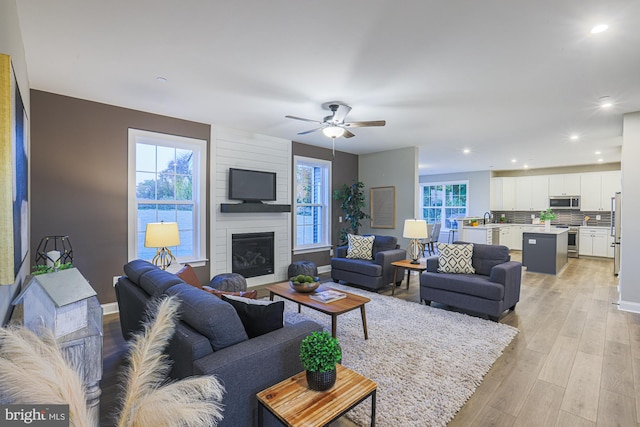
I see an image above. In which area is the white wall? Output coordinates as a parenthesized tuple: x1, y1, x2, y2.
(1, 0, 30, 324)
(419, 170, 491, 218)
(210, 127, 292, 287)
(359, 147, 419, 248)
(619, 112, 640, 313)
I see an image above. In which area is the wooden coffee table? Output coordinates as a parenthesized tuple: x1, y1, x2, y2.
(266, 282, 371, 339)
(257, 364, 377, 427)
(391, 259, 427, 295)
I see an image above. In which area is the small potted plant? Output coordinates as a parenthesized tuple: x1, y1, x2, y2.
(540, 208, 556, 231)
(299, 331, 342, 391)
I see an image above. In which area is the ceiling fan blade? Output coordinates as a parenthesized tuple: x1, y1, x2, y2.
(285, 115, 323, 124)
(344, 120, 386, 128)
(297, 127, 323, 135)
(343, 129, 356, 138)
(332, 104, 352, 123)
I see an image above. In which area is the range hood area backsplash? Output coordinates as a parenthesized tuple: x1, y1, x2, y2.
(491, 210, 612, 227)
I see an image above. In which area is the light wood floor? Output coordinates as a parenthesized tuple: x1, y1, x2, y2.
(101, 254, 640, 426)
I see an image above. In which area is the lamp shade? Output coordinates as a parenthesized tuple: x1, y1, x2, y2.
(403, 219, 428, 239)
(322, 126, 345, 138)
(144, 222, 180, 248)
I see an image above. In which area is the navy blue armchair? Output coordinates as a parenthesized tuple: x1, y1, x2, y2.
(420, 242, 522, 321)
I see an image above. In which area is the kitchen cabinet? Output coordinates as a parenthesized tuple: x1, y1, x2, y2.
(579, 227, 609, 257)
(548, 174, 581, 196)
(580, 171, 621, 211)
(510, 225, 523, 250)
(514, 176, 548, 211)
(491, 177, 515, 210)
(461, 227, 492, 245)
(499, 226, 511, 249)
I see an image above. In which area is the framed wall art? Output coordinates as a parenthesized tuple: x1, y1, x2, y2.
(0, 53, 28, 285)
(370, 186, 395, 229)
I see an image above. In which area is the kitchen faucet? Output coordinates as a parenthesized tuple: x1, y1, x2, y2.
(483, 212, 491, 225)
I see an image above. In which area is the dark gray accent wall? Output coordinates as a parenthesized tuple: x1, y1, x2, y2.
(30, 90, 211, 304)
(291, 142, 358, 267)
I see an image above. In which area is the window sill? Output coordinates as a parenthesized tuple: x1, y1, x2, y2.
(293, 246, 332, 255)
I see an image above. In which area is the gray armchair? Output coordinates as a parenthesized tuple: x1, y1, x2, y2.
(331, 235, 407, 292)
(420, 242, 521, 321)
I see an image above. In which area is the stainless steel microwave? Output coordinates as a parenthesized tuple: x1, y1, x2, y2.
(549, 196, 580, 210)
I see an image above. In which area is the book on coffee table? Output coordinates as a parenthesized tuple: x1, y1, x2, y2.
(309, 289, 347, 304)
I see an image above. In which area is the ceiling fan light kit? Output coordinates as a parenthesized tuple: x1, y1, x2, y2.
(322, 126, 345, 138)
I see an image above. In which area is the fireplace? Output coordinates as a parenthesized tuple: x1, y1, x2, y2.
(231, 232, 274, 278)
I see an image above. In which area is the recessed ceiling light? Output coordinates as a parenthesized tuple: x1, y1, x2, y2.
(599, 96, 613, 108)
(523, 164, 529, 169)
(595, 150, 601, 155)
(570, 134, 579, 141)
(598, 158, 604, 162)
(591, 24, 609, 34)
(511, 158, 517, 163)
(156, 76, 168, 83)
(463, 148, 470, 154)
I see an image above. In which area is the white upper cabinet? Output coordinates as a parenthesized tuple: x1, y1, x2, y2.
(580, 171, 621, 211)
(530, 175, 550, 210)
(548, 173, 581, 196)
(491, 177, 516, 210)
(514, 176, 548, 211)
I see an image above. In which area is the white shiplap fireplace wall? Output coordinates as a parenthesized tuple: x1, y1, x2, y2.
(210, 127, 292, 287)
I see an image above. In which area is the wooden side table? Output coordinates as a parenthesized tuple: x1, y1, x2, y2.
(257, 364, 377, 427)
(391, 259, 427, 295)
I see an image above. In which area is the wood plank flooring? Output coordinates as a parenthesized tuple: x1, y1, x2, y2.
(100, 254, 640, 426)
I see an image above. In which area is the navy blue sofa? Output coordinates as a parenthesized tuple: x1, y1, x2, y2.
(330, 235, 407, 291)
(115, 260, 322, 427)
(419, 242, 522, 321)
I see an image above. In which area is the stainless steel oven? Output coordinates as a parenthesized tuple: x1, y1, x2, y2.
(567, 227, 579, 258)
(557, 225, 579, 257)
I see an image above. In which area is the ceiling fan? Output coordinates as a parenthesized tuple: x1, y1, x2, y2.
(285, 102, 386, 139)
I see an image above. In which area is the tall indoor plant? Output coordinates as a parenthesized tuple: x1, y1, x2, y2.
(333, 180, 369, 245)
(299, 331, 342, 391)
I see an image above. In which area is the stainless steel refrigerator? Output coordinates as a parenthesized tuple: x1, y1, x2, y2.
(611, 192, 621, 275)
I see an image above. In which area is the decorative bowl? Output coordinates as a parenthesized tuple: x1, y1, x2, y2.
(289, 277, 320, 293)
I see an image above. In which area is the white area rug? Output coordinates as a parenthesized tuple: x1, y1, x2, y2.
(280, 284, 518, 427)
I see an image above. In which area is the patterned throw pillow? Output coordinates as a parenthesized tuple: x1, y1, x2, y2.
(436, 243, 475, 274)
(346, 234, 374, 260)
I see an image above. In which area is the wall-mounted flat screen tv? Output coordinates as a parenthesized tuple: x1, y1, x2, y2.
(228, 168, 277, 202)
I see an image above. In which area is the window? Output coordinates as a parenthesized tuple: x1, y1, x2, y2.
(294, 156, 331, 253)
(420, 181, 468, 229)
(128, 129, 207, 265)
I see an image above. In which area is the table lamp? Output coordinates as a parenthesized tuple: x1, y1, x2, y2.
(403, 219, 428, 264)
(145, 221, 180, 270)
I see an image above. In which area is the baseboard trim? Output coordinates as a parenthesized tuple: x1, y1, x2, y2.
(102, 302, 119, 316)
(318, 265, 331, 274)
(618, 299, 640, 314)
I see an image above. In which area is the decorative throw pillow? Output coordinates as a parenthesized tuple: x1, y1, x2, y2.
(346, 234, 374, 260)
(175, 264, 202, 289)
(436, 243, 475, 274)
(221, 295, 284, 338)
(205, 288, 258, 300)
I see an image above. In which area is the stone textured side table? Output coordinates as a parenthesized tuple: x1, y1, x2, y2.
(288, 261, 318, 278)
(209, 273, 247, 291)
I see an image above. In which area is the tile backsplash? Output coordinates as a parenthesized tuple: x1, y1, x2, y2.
(491, 210, 612, 227)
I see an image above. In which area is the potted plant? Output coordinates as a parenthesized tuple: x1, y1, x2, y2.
(333, 180, 370, 245)
(540, 208, 556, 231)
(299, 331, 342, 391)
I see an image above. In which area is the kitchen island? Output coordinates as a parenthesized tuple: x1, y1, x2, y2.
(522, 227, 569, 275)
